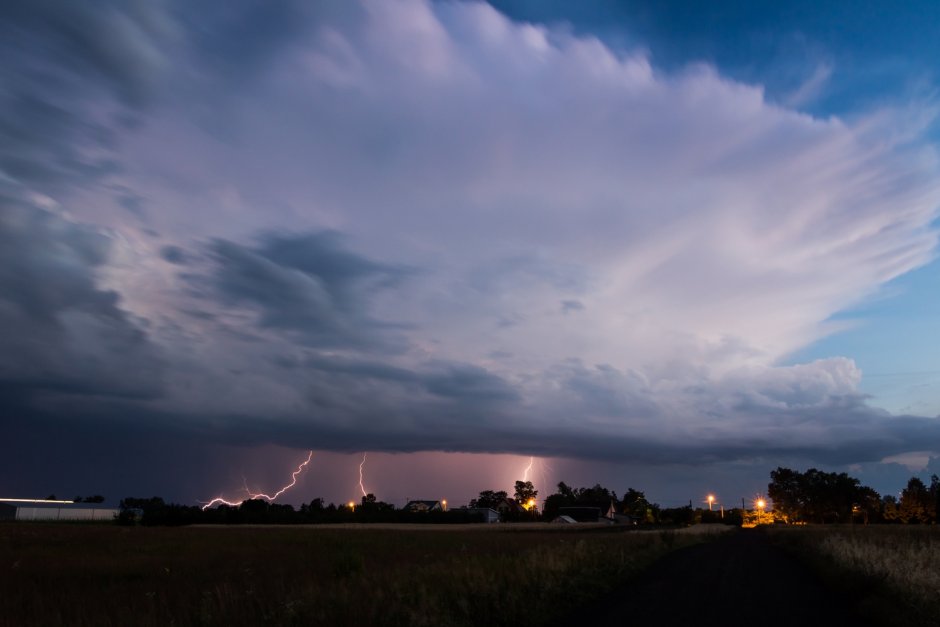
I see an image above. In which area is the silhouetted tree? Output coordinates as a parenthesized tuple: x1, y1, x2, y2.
(852, 486, 882, 524)
(120, 497, 168, 525)
(658, 506, 694, 526)
(469, 490, 508, 509)
(542, 482, 618, 520)
(302, 498, 324, 512)
(621, 488, 653, 522)
(931, 475, 940, 522)
(513, 481, 538, 506)
(898, 477, 933, 524)
(556, 482, 575, 500)
(768, 467, 878, 523)
(767, 468, 804, 523)
(75, 495, 105, 503)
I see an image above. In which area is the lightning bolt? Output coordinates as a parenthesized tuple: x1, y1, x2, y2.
(201, 451, 313, 510)
(537, 458, 553, 493)
(358, 452, 368, 497)
(522, 456, 534, 482)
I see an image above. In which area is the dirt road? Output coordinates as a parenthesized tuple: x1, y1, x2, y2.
(574, 529, 874, 627)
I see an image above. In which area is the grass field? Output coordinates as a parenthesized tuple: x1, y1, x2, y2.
(0, 523, 725, 627)
(768, 525, 940, 627)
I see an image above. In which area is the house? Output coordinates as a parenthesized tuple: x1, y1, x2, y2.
(465, 507, 500, 523)
(404, 500, 444, 513)
(494, 497, 525, 517)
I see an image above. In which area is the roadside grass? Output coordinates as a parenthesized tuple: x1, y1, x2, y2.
(0, 523, 721, 627)
(767, 525, 940, 626)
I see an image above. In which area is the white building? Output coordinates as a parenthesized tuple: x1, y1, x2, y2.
(0, 499, 119, 521)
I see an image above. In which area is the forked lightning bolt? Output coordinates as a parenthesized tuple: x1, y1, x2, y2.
(201, 451, 313, 510)
(359, 452, 368, 497)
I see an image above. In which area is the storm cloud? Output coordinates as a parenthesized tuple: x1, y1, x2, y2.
(0, 202, 163, 399)
(2, 0, 940, 503)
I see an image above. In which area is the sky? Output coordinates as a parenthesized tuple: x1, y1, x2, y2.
(2, 0, 940, 510)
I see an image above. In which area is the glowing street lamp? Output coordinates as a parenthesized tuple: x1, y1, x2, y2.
(348, 501, 355, 512)
(755, 498, 766, 525)
(526, 498, 537, 511)
(706, 494, 715, 511)
(442, 499, 447, 511)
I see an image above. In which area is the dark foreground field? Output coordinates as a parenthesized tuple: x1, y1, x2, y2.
(582, 529, 874, 627)
(582, 526, 939, 627)
(5, 523, 934, 627)
(0, 523, 721, 627)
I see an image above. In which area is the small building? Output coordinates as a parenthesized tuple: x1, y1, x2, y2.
(16, 505, 120, 521)
(404, 500, 444, 513)
(558, 503, 616, 523)
(551, 515, 578, 524)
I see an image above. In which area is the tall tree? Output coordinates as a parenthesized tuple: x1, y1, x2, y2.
(931, 475, 940, 522)
(514, 480, 538, 506)
(898, 477, 934, 524)
(621, 488, 652, 521)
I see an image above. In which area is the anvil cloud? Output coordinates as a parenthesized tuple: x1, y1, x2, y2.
(2, 0, 940, 503)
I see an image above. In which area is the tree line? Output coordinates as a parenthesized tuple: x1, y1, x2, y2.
(100, 467, 940, 526)
(768, 467, 940, 524)
(118, 480, 702, 526)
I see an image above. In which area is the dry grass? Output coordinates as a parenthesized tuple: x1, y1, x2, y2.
(0, 523, 711, 627)
(769, 525, 940, 626)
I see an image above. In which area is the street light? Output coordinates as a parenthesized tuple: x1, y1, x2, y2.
(442, 499, 447, 511)
(706, 494, 715, 511)
(755, 498, 766, 525)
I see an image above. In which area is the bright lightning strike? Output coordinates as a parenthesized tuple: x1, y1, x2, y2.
(359, 452, 368, 497)
(201, 451, 313, 510)
(522, 456, 534, 483)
